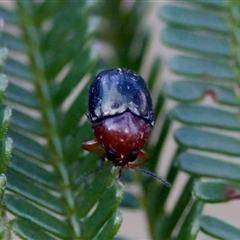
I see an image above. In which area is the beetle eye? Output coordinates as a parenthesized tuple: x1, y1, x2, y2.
(128, 151, 138, 162)
(106, 149, 117, 162)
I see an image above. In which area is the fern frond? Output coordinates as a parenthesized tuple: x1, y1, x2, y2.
(153, 1, 240, 239)
(0, 1, 124, 239)
(0, 46, 13, 239)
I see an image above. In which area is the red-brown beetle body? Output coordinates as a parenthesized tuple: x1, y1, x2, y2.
(82, 68, 154, 168)
(93, 111, 152, 167)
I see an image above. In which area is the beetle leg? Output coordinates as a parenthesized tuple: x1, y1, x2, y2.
(127, 149, 148, 168)
(82, 140, 106, 156)
(118, 167, 123, 178)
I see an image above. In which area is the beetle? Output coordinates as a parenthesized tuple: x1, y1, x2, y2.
(82, 68, 170, 186)
(82, 68, 154, 169)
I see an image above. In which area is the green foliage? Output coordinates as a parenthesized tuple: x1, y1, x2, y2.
(95, 1, 150, 71)
(199, 215, 240, 239)
(0, 47, 12, 238)
(155, 0, 240, 239)
(0, 0, 239, 239)
(0, 1, 124, 239)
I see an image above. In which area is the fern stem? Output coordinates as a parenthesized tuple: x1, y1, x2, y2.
(147, 111, 172, 172)
(16, 1, 80, 238)
(160, 178, 195, 239)
(228, 2, 240, 85)
(175, 200, 203, 240)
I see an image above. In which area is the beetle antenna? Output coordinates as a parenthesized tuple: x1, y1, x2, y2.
(130, 167, 171, 187)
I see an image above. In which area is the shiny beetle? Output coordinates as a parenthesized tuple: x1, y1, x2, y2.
(82, 68, 154, 169)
